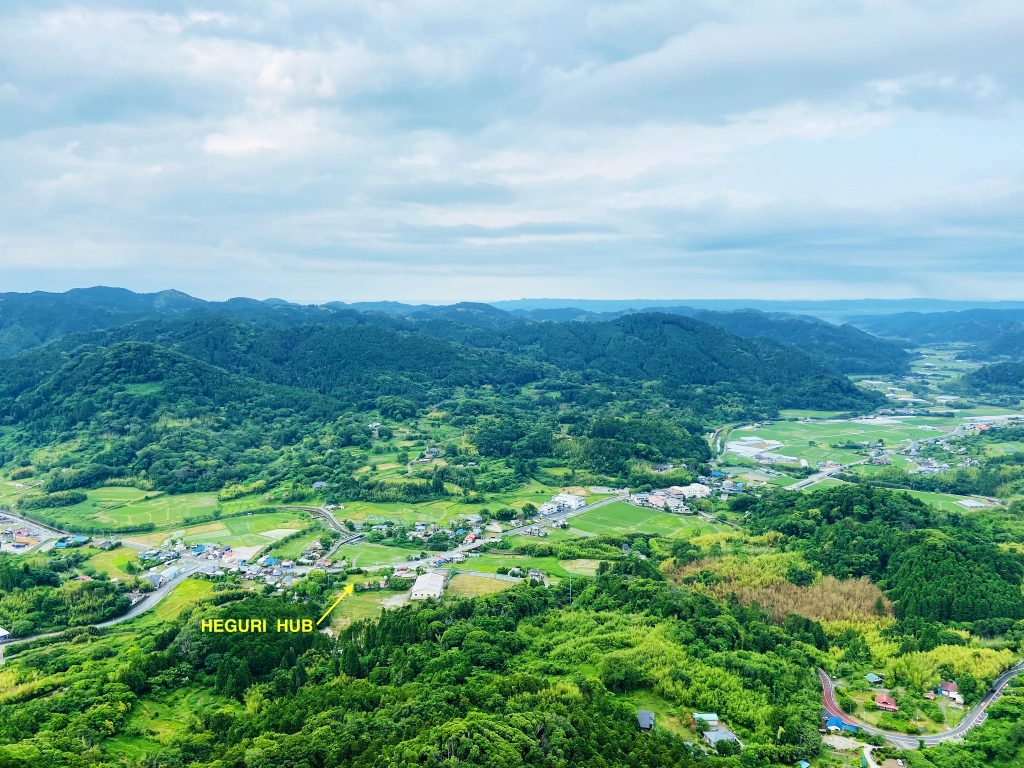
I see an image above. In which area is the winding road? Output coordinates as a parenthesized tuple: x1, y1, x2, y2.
(1, 494, 629, 660)
(0, 566, 199, 665)
(818, 663, 1024, 749)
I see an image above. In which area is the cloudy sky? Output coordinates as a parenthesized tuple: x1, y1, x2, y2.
(1, 1, 1023, 303)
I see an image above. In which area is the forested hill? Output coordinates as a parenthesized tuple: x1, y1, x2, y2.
(2, 288, 912, 377)
(480, 313, 879, 407)
(0, 342, 347, 494)
(684, 309, 910, 374)
(18, 310, 882, 415)
(851, 308, 1024, 345)
(958, 360, 1024, 396)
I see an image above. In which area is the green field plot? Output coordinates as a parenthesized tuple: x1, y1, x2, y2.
(153, 579, 216, 622)
(24, 487, 220, 531)
(336, 541, 418, 568)
(568, 501, 716, 539)
(900, 489, 998, 513)
(128, 511, 319, 554)
(447, 573, 515, 597)
(180, 512, 317, 547)
(984, 442, 1024, 456)
(269, 530, 325, 560)
(778, 409, 853, 419)
(86, 545, 138, 579)
(327, 585, 408, 628)
(464, 552, 571, 578)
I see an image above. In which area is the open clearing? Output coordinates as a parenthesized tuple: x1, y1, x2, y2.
(447, 574, 514, 597)
(569, 501, 718, 538)
(105, 685, 236, 757)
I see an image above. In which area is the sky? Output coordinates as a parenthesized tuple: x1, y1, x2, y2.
(1, 1, 1023, 303)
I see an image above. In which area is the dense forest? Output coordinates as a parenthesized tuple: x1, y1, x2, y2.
(0, 554, 129, 636)
(0, 569, 829, 768)
(959, 361, 1024, 395)
(0, 291, 887, 497)
(746, 486, 1024, 624)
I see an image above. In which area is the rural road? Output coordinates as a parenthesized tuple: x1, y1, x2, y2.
(817, 663, 1024, 748)
(359, 493, 628, 572)
(0, 567, 199, 666)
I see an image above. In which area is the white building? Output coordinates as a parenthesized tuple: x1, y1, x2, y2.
(0, 627, 10, 640)
(669, 484, 712, 499)
(410, 571, 447, 600)
(552, 493, 586, 510)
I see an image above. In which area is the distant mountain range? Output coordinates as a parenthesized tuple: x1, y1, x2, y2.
(0, 287, 913, 375)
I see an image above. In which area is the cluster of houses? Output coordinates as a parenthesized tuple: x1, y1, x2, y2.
(925, 680, 964, 706)
(414, 446, 441, 464)
(866, 672, 965, 713)
(629, 480, 738, 513)
(294, 538, 335, 568)
(406, 520, 483, 547)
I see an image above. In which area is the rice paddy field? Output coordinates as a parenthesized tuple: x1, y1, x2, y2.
(138, 511, 318, 552)
(725, 417, 960, 466)
(17, 487, 237, 531)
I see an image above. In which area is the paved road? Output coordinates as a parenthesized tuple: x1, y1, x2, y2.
(787, 459, 868, 490)
(818, 663, 1024, 748)
(0, 567, 200, 665)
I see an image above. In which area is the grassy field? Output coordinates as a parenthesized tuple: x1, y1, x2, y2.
(447, 573, 515, 597)
(86, 545, 137, 579)
(269, 530, 324, 560)
(327, 582, 409, 628)
(568, 501, 719, 539)
(153, 579, 216, 622)
(335, 541, 418, 568)
(900, 489, 998, 513)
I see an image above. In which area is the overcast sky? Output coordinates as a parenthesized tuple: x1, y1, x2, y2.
(1, 1, 1023, 303)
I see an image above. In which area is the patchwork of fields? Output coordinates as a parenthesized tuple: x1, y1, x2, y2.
(726, 418, 959, 466)
(20, 487, 219, 531)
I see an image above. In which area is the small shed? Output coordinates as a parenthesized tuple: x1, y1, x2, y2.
(636, 710, 654, 731)
(865, 672, 884, 685)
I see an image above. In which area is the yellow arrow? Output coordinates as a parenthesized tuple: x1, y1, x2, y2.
(316, 582, 355, 625)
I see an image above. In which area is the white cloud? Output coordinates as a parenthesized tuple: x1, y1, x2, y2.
(0, 1, 1023, 301)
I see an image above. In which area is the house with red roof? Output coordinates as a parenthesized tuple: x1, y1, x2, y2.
(874, 693, 899, 712)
